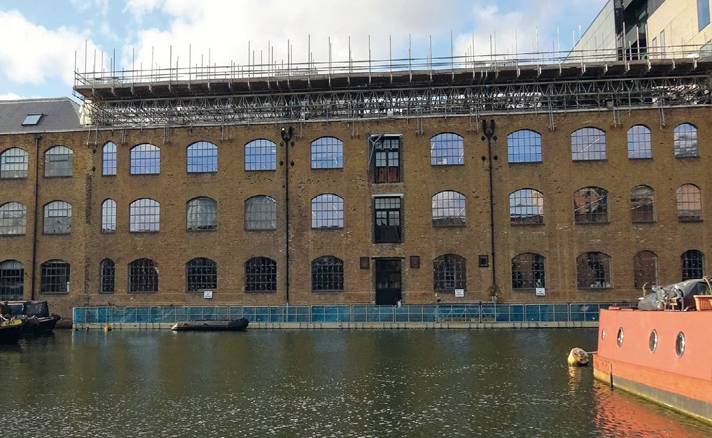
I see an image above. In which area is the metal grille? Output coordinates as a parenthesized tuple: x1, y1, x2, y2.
(44, 146, 73, 177)
(187, 141, 218, 173)
(40, 260, 70, 294)
(245, 257, 276, 292)
(432, 191, 466, 226)
(0, 260, 23, 300)
(372, 136, 400, 183)
(100, 259, 115, 293)
(507, 130, 542, 163)
(0, 202, 26, 235)
(101, 199, 116, 233)
(311, 256, 344, 291)
(509, 189, 544, 225)
(311, 194, 344, 229)
(43, 201, 72, 234)
(0, 148, 28, 178)
(511, 253, 546, 290)
(187, 197, 217, 231)
(430, 133, 464, 166)
(245, 139, 276, 171)
(129, 198, 160, 232)
(245, 196, 276, 230)
(130, 143, 160, 175)
(186, 258, 217, 292)
(676, 184, 702, 222)
(674, 123, 698, 158)
(102, 142, 117, 175)
(433, 254, 466, 292)
(633, 251, 658, 289)
(630, 185, 655, 223)
(574, 187, 608, 224)
(128, 258, 159, 293)
(681, 250, 705, 280)
(311, 137, 344, 169)
(576, 252, 611, 289)
(571, 127, 606, 161)
(374, 196, 402, 243)
(627, 125, 652, 159)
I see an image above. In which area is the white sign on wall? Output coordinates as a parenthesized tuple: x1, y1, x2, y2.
(455, 289, 465, 298)
(203, 290, 213, 299)
(535, 288, 546, 297)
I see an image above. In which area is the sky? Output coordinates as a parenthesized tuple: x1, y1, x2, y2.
(0, 0, 607, 100)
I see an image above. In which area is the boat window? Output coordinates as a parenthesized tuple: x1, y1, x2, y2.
(675, 331, 686, 357)
(648, 330, 658, 352)
(616, 327, 624, 347)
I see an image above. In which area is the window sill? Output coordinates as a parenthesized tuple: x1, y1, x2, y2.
(628, 157, 652, 161)
(431, 163, 465, 167)
(674, 155, 700, 159)
(375, 241, 403, 245)
(432, 222, 466, 228)
(508, 160, 543, 165)
(510, 222, 545, 227)
(101, 231, 117, 234)
(572, 159, 607, 163)
(101, 174, 117, 177)
(0, 233, 27, 237)
(43, 175, 73, 179)
(245, 169, 277, 173)
(312, 289, 344, 293)
(43, 232, 72, 236)
(512, 288, 545, 292)
(98, 291, 114, 295)
(678, 219, 703, 223)
(245, 290, 277, 294)
(577, 287, 613, 291)
(187, 228, 218, 233)
(0, 176, 28, 180)
(129, 231, 160, 234)
(128, 291, 158, 294)
(187, 171, 218, 175)
(40, 291, 69, 295)
(312, 226, 345, 231)
(129, 173, 160, 176)
(575, 221, 610, 226)
(311, 167, 344, 171)
(435, 290, 467, 294)
(244, 228, 277, 232)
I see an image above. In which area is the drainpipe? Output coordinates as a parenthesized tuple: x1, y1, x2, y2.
(481, 120, 499, 301)
(30, 134, 43, 300)
(280, 126, 294, 305)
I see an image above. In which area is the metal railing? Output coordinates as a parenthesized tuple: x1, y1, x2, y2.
(72, 303, 635, 326)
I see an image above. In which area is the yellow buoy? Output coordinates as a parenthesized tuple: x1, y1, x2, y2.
(567, 347, 590, 367)
(103, 324, 112, 333)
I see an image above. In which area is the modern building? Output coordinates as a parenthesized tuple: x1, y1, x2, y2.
(1, 53, 711, 320)
(647, 0, 712, 57)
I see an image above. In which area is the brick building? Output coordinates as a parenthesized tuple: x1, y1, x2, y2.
(0, 55, 710, 319)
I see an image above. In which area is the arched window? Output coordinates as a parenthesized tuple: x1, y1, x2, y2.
(129, 198, 160, 232)
(574, 187, 608, 224)
(44, 146, 73, 177)
(511, 253, 546, 290)
(577, 252, 611, 289)
(634, 251, 658, 289)
(507, 130, 542, 163)
(40, 259, 70, 294)
(311, 256, 344, 291)
(128, 258, 158, 293)
(681, 250, 705, 280)
(187, 141, 218, 173)
(0, 260, 23, 300)
(0, 202, 27, 235)
(130, 143, 160, 175)
(0, 148, 28, 178)
(630, 185, 655, 223)
(102, 142, 117, 176)
(509, 189, 544, 225)
(101, 199, 116, 233)
(100, 259, 115, 294)
(674, 123, 698, 158)
(433, 254, 466, 292)
(430, 133, 464, 166)
(245, 139, 277, 171)
(43, 201, 72, 234)
(187, 197, 217, 231)
(677, 184, 702, 222)
(432, 191, 466, 226)
(245, 257, 277, 292)
(186, 258, 217, 292)
(311, 137, 344, 169)
(245, 196, 276, 230)
(571, 127, 606, 161)
(627, 125, 652, 159)
(311, 194, 344, 229)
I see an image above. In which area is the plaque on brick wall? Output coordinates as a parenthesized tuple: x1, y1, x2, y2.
(535, 288, 546, 297)
(203, 290, 214, 299)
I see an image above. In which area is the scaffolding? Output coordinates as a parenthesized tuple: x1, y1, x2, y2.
(73, 45, 712, 127)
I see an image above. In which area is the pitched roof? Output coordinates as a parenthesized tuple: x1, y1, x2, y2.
(0, 98, 81, 134)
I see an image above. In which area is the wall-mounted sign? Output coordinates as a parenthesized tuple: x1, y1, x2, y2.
(455, 289, 465, 298)
(535, 288, 546, 297)
(203, 290, 213, 299)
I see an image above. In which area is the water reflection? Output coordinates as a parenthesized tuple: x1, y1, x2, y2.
(1, 330, 710, 437)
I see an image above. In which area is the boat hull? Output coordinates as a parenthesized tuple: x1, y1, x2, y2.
(593, 309, 712, 425)
(0, 320, 24, 344)
(171, 319, 249, 332)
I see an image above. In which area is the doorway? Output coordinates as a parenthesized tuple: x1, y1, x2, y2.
(375, 259, 402, 305)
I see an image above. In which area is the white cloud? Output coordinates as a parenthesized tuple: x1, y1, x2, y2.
(70, 0, 109, 16)
(0, 11, 100, 86)
(0, 92, 24, 100)
(124, 0, 164, 20)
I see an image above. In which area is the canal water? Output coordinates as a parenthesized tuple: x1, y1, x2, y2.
(1, 329, 711, 437)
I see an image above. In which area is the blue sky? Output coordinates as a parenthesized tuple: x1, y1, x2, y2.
(0, 0, 606, 99)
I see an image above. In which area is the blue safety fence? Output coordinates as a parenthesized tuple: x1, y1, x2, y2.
(72, 302, 634, 325)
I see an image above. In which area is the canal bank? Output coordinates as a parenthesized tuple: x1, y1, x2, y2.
(72, 302, 632, 329)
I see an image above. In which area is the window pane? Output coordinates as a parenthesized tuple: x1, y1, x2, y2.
(432, 191, 466, 226)
(0, 260, 24, 300)
(102, 199, 116, 233)
(0, 148, 29, 178)
(43, 201, 72, 234)
(40, 260, 70, 293)
(577, 252, 611, 289)
(311, 194, 344, 229)
(627, 125, 652, 159)
(187, 197, 217, 231)
(674, 123, 699, 158)
(676, 184, 702, 222)
(507, 130, 542, 163)
(374, 197, 402, 243)
(631, 185, 655, 223)
(311, 256, 344, 291)
(186, 258, 217, 292)
(431, 133, 464, 166)
(699, 0, 710, 31)
(0, 202, 27, 235)
(682, 250, 705, 280)
(512, 253, 546, 289)
(371, 135, 401, 183)
(311, 137, 344, 169)
(102, 142, 117, 176)
(574, 187, 608, 224)
(245, 139, 276, 171)
(130, 199, 160, 232)
(245, 196, 276, 230)
(100, 259, 115, 293)
(571, 128, 606, 161)
(433, 254, 467, 292)
(128, 259, 158, 293)
(245, 257, 276, 292)
(509, 189, 544, 225)
(187, 141, 218, 173)
(130, 144, 160, 175)
(45, 146, 73, 177)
